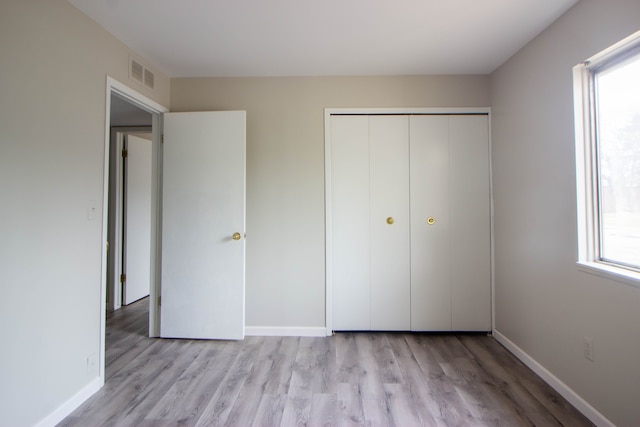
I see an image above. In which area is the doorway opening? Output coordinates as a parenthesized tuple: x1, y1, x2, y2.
(107, 96, 152, 311)
(100, 77, 167, 382)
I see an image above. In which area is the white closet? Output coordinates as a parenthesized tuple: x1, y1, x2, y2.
(328, 112, 491, 332)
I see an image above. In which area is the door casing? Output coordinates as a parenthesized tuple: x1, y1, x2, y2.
(101, 77, 168, 385)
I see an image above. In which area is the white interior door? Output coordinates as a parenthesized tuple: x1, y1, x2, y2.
(161, 111, 246, 340)
(123, 134, 152, 305)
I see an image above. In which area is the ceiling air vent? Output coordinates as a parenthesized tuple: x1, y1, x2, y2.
(129, 57, 154, 90)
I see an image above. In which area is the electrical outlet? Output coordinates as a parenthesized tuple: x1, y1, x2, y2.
(87, 353, 98, 375)
(583, 336, 594, 362)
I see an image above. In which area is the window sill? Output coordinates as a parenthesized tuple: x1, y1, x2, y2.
(577, 261, 640, 289)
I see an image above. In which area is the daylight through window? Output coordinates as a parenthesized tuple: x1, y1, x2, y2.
(575, 31, 640, 280)
(595, 54, 640, 268)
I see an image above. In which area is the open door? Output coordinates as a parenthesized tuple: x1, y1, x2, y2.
(122, 133, 152, 305)
(160, 111, 246, 340)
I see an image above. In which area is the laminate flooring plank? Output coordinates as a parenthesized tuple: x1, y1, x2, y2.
(427, 334, 474, 365)
(106, 334, 163, 379)
(475, 338, 593, 427)
(386, 334, 465, 427)
(263, 337, 300, 395)
(354, 334, 394, 426)
(105, 322, 150, 368)
(459, 336, 565, 426)
(516, 376, 594, 427)
(404, 334, 447, 379)
(383, 383, 423, 427)
(442, 357, 533, 427)
(336, 383, 367, 426)
(336, 333, 361, 385)
(281, 337, 324, 426)
(61, 342, 190, 427)
(281, 392, 313, 427)
(144, 341, 239, 425)
(251, 394, 287, 427)
(310, 393, 338, 427)
(313, 337, 337, 393)
(97, 341, 208, 427)
(67, 339, 178, 418)
(223, 358, 274, 426)
(193, 336, 265, 427)
(58, 299, 597, 427)
(370, 334, 403, 384)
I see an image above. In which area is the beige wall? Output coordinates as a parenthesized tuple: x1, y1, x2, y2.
(490, 0, 640, 425)
(0, 1, 169, 426)
(171, 76, 490, 328)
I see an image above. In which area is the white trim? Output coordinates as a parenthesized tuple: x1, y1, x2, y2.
(325, 107, 491, 116)
(324, 108, 334, 336)
(577, 261, 640, 288)
(493, 330, 615, 427)
(150, 112, 164, 338)
(584, 29, 640, 70)
(487, 114, 496, 334)
(107, 76, 166, 115)
(245, 326, 327, 337)
(34, 378, 102, 427)
(573, 32, 640, 289)
(324, 107, 493, 335)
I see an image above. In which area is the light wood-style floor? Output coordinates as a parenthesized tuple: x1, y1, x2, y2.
(59, 298, 593, 426)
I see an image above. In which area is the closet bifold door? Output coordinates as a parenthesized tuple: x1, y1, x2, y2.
(369, 115, 411, 330)
(330, 115, 371, 330)
(449, 115, 491, 331)
(409, 115, 452, 331)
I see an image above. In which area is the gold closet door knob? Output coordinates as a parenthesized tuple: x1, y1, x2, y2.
(232, 232, 242, 240)
(386, 217, 395, 225)
(427, 217, 435, 225)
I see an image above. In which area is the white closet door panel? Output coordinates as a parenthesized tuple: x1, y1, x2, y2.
(409, 116, 452, 330)
(450, 115, 491, 331)
(369, 115, 410, 330)
(331, 116, 371, 330)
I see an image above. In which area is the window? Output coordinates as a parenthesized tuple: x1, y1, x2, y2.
(574, 30, 640, 285)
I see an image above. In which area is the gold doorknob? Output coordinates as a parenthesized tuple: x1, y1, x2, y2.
(427, 217, 435, 225)
(386, 217, 394, 225)
(232, 232, 242, 240)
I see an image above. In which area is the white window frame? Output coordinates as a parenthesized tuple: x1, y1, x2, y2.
(573, 30, 640, 288)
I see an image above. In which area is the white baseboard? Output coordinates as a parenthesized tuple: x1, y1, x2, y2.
(35, 376, 103, 427)
(245, 326, 327, 337)
(493, 330, 614, 427)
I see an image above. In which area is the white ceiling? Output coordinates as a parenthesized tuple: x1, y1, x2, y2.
(68, 0, 578, 78)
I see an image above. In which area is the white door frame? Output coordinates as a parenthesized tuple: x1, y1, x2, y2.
(324, 107, 493, 336)
(100, 77, 168, 383)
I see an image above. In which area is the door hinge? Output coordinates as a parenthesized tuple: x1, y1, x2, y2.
(122, 149, 128, 158)
(120, 274, 126, 283)
(158, 296, 161, 306)
(161, 134, 164, 144)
